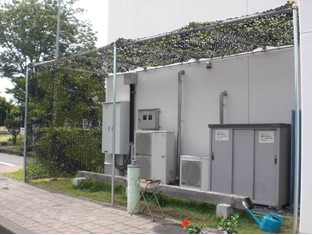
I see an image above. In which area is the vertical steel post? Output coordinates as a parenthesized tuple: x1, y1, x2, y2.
(292, 2, 300, 234)
(53, 0, 61, 124)
(55, 0, 61, 59)
(23, 67, 29, 182)
(176, 70, 184, 180)
(111, 42, 117, 206)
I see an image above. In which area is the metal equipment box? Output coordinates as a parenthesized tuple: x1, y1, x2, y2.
(138, 109, 160, 130)
(208, 123, 291, 207)
(180, 155, 210, 190)
(135, 130, 175, 184)
(102, 101, 129, 154)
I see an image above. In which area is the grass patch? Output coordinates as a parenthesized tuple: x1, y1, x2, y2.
(30, 178, 127, 207)
(2, 169, 23, 181)
(0, 134, 23, 145)
(0, 135, 11, 142)
(3, 172, 293, 233)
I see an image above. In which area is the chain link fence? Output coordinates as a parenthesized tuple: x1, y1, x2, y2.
(25, 66, 106, 180)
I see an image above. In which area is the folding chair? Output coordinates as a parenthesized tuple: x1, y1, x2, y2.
(131, 179, 165, 221)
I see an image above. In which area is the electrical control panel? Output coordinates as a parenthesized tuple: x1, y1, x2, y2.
(138, 109, 160, 130)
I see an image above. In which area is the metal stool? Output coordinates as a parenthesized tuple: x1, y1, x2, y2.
(131, 179, 165, 221)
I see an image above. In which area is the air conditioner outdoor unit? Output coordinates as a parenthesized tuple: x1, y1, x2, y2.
(135, 130, 175, 184)
(180, 155, 210, 190)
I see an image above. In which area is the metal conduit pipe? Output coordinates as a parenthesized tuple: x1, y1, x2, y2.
(219, 91, 227, 124)
(176, 70, 185, 180)
(291, 2, 300, 233)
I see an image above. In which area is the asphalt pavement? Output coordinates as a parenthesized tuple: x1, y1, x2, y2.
(0, 153, 23, 174)
(0, 152, 23, 166)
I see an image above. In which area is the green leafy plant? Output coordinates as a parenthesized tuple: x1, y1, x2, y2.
(218, 213, 240, 234)
(181, 219, 204, 234)
(27, 127, 103, 180)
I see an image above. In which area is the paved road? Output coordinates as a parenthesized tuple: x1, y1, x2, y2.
(0, 153, 23, 167)
(0, 153, 23, 174)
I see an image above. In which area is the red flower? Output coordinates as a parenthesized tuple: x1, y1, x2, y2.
(182, 219, 191, 228)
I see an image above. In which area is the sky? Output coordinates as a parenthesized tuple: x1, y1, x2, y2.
(74, 0, 108, 47)
(0, 0, 108, 101)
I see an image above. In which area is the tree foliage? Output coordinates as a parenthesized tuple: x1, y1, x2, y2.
(27, 67, 104, 127)
(0, 96, 13, 126)
(0, 0, 97, 103)
(3, 103, 23, 144)
(28, 126, 103, 179)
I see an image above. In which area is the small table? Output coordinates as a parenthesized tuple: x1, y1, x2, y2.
(131, 179, 165, 221)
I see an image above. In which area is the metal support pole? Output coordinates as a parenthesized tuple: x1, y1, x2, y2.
(176, 70, 185, 180)
(292, 2, 300, 234)
(23, 67, 29, 183)
(55, 0, 61, 59)
(53, 0, 61, 124)
(111, 43, 117, 206)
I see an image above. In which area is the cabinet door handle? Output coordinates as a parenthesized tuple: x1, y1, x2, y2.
(211, 152, 215, 161)
(274, 155, 277, 164)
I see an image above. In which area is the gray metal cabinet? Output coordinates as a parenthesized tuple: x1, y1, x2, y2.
(209, 124, 291, 207)
(102, 102, 130, 154)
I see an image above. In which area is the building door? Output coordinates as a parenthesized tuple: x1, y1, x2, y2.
(210, 129, 233, 194)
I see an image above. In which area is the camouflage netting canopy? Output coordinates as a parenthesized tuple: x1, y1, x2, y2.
(37, 3, 293, 75)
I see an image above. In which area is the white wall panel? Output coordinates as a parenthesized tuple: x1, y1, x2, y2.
(135, 67, 181, 132)
(108, 0, 287, 43)
(106, 48, 294, 159)
(181, 58, 249, 156)
(106, 75, 130, 102)
(249, 48, 295, 123)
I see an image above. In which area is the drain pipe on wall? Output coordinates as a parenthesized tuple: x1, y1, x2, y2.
(123, 72, 138, 164)
(176, 70, 185, 182)
(219, 91, 227, 124)
(291, 1, 300, 233)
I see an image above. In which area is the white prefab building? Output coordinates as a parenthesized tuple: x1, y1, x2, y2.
(106, 0, 311, 232)
(106, 47, 294, 157)
(108, 0, 287, 43)
(104, 46, 295, 207)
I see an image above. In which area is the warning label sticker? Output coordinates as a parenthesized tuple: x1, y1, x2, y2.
(259, 131, 275, 143)
(215, 129, 229, 141)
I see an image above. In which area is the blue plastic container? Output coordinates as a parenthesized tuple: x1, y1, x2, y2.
(243, 201, 285, 233)
(260, 212, 285, 233)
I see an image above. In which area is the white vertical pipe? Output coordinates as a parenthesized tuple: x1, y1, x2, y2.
(111, 43, 117, 206)
(23, 67, 29, 182)
(219, 91, 227, 124)
(292, 3, 300, 234)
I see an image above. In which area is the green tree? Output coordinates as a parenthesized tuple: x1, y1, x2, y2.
(0, 96, 13, 126)
(4, 105, 23, 144)
(0, 0, 97, 103)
